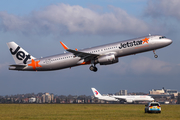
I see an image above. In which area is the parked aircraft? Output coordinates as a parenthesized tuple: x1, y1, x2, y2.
(7, 35, 172, 72)
(91, 88, 154, 103)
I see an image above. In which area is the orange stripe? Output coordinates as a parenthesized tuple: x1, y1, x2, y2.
(60, 41, 68, 50)
(80, 61, 91, 65)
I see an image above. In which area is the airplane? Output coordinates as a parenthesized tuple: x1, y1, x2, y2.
(91, 88, 154, 103)
(91, 88, 119, 102)
(7, 35, 172, 72)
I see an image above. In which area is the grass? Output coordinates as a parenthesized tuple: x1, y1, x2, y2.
(0, 104, 179, 120)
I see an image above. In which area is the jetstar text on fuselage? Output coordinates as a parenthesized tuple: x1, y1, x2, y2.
(119, 37, 149, 49)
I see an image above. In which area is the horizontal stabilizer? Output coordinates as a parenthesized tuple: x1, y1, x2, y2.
(9, 64, 27, 67)
(9, 64, 27, 70)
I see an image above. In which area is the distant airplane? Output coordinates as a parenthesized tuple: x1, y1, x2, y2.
(91, 88, 154, 103)
(91, 88, 119, 102)
(7, 35, 172, 72)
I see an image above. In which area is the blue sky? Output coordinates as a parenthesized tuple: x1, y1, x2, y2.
(0, 0, 180, 96)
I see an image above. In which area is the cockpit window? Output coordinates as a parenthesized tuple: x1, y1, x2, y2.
(159, 36, 166, 39)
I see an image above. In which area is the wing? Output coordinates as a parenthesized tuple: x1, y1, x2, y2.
(60, 42, 99, 61)
(112, 96, 126, 101)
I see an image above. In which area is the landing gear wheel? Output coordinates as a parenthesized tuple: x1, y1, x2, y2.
(89, 65, 98, 72)
(120, 100, 125, 104)
(153, 50, 158, 58)
(93, 67, 98, 72)
(154, 55, 158, 58)
(89, 66, 94, 71)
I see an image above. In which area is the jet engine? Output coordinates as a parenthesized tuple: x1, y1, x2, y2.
(126, 99, 133, 103)
(97, 54, 118, 65)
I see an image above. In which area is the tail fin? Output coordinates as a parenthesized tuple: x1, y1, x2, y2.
(91, 88, 102, 97)
(7, 42, 35, 64)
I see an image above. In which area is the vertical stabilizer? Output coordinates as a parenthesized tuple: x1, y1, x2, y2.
(7, 42, 35, 64)
(91, 88, 102, 97)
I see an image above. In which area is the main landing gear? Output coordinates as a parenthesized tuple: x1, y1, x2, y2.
(153, 50, 158, 58)
(89, 65, 98, 72)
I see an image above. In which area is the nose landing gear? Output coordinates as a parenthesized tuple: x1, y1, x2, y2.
(153, 50, 158, 58)
(89, 65, 98, 72)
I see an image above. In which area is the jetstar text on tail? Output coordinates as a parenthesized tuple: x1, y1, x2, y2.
(10, 46, 31, 64)
(119, 37, 149, 49)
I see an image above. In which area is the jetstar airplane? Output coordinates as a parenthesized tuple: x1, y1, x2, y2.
(91, 88, 154, 103)
(7, 35, 172, 72)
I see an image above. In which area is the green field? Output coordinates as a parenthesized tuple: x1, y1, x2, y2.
(0, 104, 180, 120)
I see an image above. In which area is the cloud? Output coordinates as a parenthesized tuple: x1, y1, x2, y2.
(110, 57, 172, 75)
(145, 0, 180, 20)
(0, 3, 150, 36)
(130, 57, 171, 74)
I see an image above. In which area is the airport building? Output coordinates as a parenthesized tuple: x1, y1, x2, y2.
(42, 93, 54, 103)
(165, 89, 178, 97)
(149, 89, 165, 94)
(115, 90, 127, 95)
(149, 87, 178, 104)
(149, 87, 178, 97)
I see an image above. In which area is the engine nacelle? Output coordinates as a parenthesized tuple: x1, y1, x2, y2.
(97, 54, 118, 65)
(126, 99, 133, 103)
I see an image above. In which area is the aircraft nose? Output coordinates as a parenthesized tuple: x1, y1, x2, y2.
(163, 38, 173, 46)
(167, 39, 173, 45)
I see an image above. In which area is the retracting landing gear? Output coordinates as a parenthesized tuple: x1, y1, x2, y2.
(153, 50, 158, 58)
(89, 65, 98, 72)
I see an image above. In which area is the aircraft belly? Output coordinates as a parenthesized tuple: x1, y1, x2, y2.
(40, 58, 79, 71)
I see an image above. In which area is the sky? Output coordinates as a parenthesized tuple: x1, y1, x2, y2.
(0, 0, 180, 96)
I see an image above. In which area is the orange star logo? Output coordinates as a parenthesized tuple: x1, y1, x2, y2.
(28, 59, 42, 70)
(142, 37, 149, 44)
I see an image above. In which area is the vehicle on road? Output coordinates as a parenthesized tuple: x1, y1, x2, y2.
(145, 102, 161, 113)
